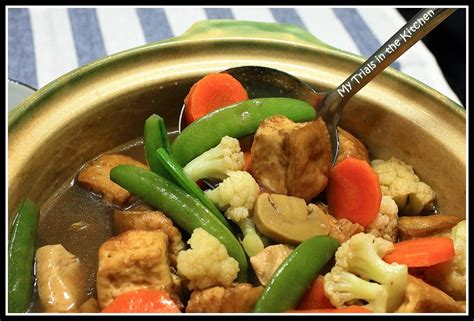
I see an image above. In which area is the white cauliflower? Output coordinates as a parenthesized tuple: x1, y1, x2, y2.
(205, 170, 259, 223)
(365, 196, 399, 242)
(176, 228, 239, 290)
(183, 136, 244, 182)
(424, 220, 466, 300)
(206, 170, 264, 256)
(371, 157, 435, 214)
(324, 233, 408, 313)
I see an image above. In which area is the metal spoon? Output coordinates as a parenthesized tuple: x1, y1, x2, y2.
(179, 8, 455, 166)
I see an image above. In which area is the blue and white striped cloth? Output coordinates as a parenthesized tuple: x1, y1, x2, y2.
(7, 6, 462, 106)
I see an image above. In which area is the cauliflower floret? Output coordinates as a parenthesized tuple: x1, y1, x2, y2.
(183, 136, 244, 182)
(324, 233, 408, 313)
(176, 228, 239, 290)
(424, 220, 466, 300)
(371, 158, 435, 214)
(206, 170, 264, 256)
(365, 196, 399, 242)
(205, 170, 259, 223)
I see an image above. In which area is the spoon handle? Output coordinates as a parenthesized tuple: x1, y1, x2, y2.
(319, 8, 456, 126)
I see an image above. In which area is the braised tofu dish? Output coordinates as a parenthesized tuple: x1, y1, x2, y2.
(8, 72, 466, 314)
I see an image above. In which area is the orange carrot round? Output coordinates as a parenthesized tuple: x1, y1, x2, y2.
(383, 237, 455, 267)
(184, 73, 249, 124)
(296, 275, 335, 310)
(326, 157, 381, 227)
(288, 306, 372, 313)
(101, 289, 181, 313)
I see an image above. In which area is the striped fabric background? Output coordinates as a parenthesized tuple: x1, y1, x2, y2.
(7, 6, 462, 105)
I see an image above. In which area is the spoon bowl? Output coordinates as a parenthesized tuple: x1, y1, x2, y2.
(178, 66, 324, 134)
(179, 8, 455, 165)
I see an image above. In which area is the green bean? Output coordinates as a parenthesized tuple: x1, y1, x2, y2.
(144, 114, 174, 181)
(155, 147, 234, 231)
(253, 235, 340, 313)
(171, 97, 317, 166)
(110, 164, 248, 282)
(8, 199, 40, 313)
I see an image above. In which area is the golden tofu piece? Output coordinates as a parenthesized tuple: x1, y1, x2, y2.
(335, 128, 370, 164)
(113, 209, 185, 266)
(96, 230, 174, 309)
(395, 275, 464, 313)
(397, 214, 463, 240)
(186, 283, 264, 313)
(327, 217, 365, 244)
(250, 116, 331, 201)
(310, 203, 364, 244)
(77, 154, 147, 206)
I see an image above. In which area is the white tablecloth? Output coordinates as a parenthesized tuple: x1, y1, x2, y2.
(7, 6, 463, 106)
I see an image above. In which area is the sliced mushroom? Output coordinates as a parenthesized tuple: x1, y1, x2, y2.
(254, 193, 331, 244)
(397, 214, 463, 240)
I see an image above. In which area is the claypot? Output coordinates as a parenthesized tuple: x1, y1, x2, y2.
(8, 20, 466, 225)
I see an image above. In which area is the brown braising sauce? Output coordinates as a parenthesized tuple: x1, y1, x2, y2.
(30, 138, 147, 312)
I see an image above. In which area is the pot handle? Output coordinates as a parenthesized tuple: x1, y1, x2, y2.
(167, 19, 337, 51)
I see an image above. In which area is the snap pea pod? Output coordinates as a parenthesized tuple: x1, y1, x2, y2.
(144, 114, 174, 181)
(110, 164, 248, 282)
(155, 147, 234, 232)
(253, 235, 340, 313)
(8, 199, 40, 313)
(172, 97, 317, 166)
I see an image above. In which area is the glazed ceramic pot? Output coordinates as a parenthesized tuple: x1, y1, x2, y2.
(8, 20, 466, 223)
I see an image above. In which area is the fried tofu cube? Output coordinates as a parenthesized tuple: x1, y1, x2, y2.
(186, 283, 264, 313)
(395, 275, 465, 313)
(397, 214, 463, 240)
(113, 209, 185, 267)
(250, 116, 331, 202)
(335, 127, 370, 164)
(96, 230, 174, 309)
(77, 154, 147, 206)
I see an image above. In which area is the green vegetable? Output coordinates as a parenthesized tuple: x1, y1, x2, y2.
(253, 235, 340, 313)
(8, 199, 40, 313)
(155, 147, 234, 231)
(110, 164, 248, 282)
(171, 97, 317, 166)
(144, 114, 174, 181)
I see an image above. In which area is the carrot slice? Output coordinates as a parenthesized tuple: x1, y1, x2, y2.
(383, 237, 455, 267)
(326, 157, 382, 227)
(184, 73, 249, 124)
(288, 306, 373, 313)
(295, 275, 335, 310)
(101, 289, 181, 313)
